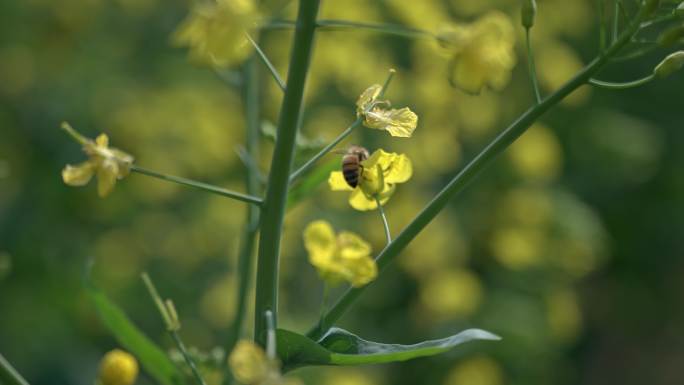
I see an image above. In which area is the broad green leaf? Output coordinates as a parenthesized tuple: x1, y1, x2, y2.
(277, 327, 500, 370)
(88, 286, 186, 385)
(287, 158, 339, 210)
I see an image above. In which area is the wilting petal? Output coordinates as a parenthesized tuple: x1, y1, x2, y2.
(364, 107, 418, 138)
(355, 84, 382, 116)
(97, 159, 119, 197)
(62, 161, 96, 186)
(337, 231, 372, 260)
(328, 171, 354, 191)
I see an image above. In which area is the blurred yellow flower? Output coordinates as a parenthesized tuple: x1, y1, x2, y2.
(329, 149, 412, 211)
(61, 122, 134, 197)
(420, 269, 482, 318)
(98, 349, 138, 385)
(445, 355, 503, 385)
(228, 340, 301, 385)
(356, 83, 418, 138)
(508, 124, 562, 182)
(303, 220, 377, 287)
(172, 0, 258, 67)
(437, 12, 516, 94)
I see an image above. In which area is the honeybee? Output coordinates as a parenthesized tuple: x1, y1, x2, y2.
(340, 145, 370, 188)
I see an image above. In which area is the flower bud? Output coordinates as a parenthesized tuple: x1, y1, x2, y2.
(658, 25, 684, 46)
(98, 349, 138, 385)
(521, 0, 537, 29)
(654, 51, 684, 78)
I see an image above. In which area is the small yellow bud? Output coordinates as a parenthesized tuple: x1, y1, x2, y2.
(654, 51, 684, 78)
(98, 349, 138, 385)
(521, 0, 537, 29)
(658, 25, 684, 46)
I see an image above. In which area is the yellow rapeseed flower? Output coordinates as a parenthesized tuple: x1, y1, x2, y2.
(437, 11, 516, 94)
(329, 149, 412, 211)
(61, 122, 133, 197)
(172, 0, 258, 67)
(98, 349, 138, 385)
(228, 340, 301, 385)
(303, 220, 377, 287)
(356, 84, 418, 137)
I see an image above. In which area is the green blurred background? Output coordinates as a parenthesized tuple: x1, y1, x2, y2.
(2, 0, 684, 384)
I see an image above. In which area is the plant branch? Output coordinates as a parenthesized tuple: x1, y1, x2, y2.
(525, 28, 542, 104)
(226, 56, 262, 359)
(0, 354, 29, 385)
(245, 32, 286, 92)
(307, 3, 650, 340)
(253, 0, 321, 347)
(130, 165, 262, 205)
(375, 197, 391, 244)
(588, 73, 655, 89)
(261, 19, 436, 40)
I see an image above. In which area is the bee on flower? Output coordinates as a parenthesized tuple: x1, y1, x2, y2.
(329, 147, 412, 211)
(436, 11, 517, 94)
(356, 82, 418, 138)
(303, 220, 377, 288)
(61, 122, 134, 197)
(172, 0, 259, 67)
(229, 340, 301, 385)
(97, 349, 138, 385)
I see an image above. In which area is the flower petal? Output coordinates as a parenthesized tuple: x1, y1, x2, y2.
(328, 171, 354, 191)
(62, 161, 96, 186)
(363, 107, 418, 138)
(356, 84, 382, 115)
(384, 153, 413, 184)
(303, 220, 337, 265)
(337, 231, 372, 260)
(95, 134, 109, 148)
(97, 159, 119, 197)
(348, 188, 379, 211)
(347, 256, 378, 287)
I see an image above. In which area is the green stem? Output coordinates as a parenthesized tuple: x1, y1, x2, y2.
(0, 354, 29, 385)
(525, 28, 542, 104)
(375, 197, 391, 244)
(245, 32, 286, 92)
(253, 0, 321, 347)
(612, 0, 620, 43)
(588, 73, 655, 89)
(288, 69, 396, 184)
(307, 4, 649, 340)
(288, 119, 361, 184)
(262, 19, 435, 40)
(130, 165, 262, 205)
(265, 310, 277, 359)
(226, 56, 262, 359)
(170, 332, 207, 385)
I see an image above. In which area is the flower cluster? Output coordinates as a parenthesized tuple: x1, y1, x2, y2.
(173, 0, 258, 67)
(436, 11, 516, 94)
(303, 220, 377, 287)
(329, 149, 412, 211)
(229, 340, 301, 385)
(61, 122, 134, 197)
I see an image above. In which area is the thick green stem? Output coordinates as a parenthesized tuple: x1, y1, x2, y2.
(0, 354, 29, 385)
(226, 57, 262, 358)
(130, 166, 262, 205)
(307, 5, 648, 340)
(525, 28, 542, 104)
(254, 0, 320, 347)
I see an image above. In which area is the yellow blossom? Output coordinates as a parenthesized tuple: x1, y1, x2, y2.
(61, 122, 134, 197)
(98, 349, 138, 385)
(355, 84, 418, 137)
(437, 11, 516, 94)
(172, 0, 258, 67)
(228, 340, 301, 385)
(328, 149, 412, 211)
(303, 220, 377, 287)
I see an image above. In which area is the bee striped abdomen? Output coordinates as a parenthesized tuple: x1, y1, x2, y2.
(342, 157, 361, 187)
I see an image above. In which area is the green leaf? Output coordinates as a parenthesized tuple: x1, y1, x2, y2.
(88, 286, 186, 385)
(277, 327, 500, 370)
(286, 158, 338, 210)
